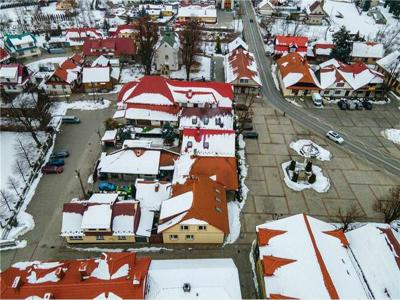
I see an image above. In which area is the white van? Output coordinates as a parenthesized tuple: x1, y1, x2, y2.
(312, 93, 322, 107)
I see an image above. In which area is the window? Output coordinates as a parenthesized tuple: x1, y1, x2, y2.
(165, 55, 169, 60)
(185, 234, 194, 240)
(204, 142, 209, 149)
(198, 225, 207, 230)
(334, 90, 341, 95)
(239, 78, 249, 83)
(169, 234, 178, 240)
(181, 225, 189, 230)
(96, 235, 104, 240)
(324, 90, 330, 95)
(192, 117, 197, 125)
(215, 118, 221, 125)
(187, 141, 193, 148)
(337, 82, 345, 87)
(117, 236, 127, 240)
(69, 236, 83, 240)
(203, 117, 209, 125)
(30, 49, 35, 54)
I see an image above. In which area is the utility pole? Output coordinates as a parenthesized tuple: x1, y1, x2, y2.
(75, 169, 87, 199)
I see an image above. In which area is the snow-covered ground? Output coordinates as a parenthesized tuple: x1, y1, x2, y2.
(289, 139, 332, 161)
(224, 134, 248, 245)
(271, 63, 280, 91)
(281, 161, 330, 193)
(170, 56, 212, 81)
(120, 66, 144, 83)
(381, 129, 400, 145)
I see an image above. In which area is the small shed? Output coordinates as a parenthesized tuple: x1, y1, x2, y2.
(101, 129, 118, 146)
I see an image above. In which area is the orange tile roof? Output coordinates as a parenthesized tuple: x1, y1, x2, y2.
(323, 229, 349, 247)
(189, 156, 238, 191)
(0, 252, 151, 299)
(257, 228, 287, 246)
(171, 175, 229, 234)
(262, 255, 297, 276)
(227, 49, 260, 85)
(276, 52, 319, 89)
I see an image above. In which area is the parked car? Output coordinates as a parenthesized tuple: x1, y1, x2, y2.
(312, 93, 322, 107)
(243, 131, 259, 139)
(337, 100, 348, 110)
(326, 130, 344, 144)
(62, 116, 80, 124)
(48, 158, 65, 166)
(362, 101, 372, 110)
(98, 181, 117, 192)
(50, 150, 70, 159)
(348, 101, 357, 110)
(42, 165, 64, 174)
(354, 101, 363, 110)
(117, 185, 134, 197)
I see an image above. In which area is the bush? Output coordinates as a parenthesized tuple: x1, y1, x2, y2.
(291, 172, 298, 182)
(289, 160, 296, 171)
(104, 118, 120, 130)
(308, 174, 316, 184)
(305, 161, 312, 172)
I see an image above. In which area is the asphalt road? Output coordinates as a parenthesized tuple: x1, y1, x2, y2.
(0, 108, 113, 269)
(240, 0, 400, 177)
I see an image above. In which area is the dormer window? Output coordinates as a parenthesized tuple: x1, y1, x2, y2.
(204, 142, 209, 149)
(187, 141, 193, 148)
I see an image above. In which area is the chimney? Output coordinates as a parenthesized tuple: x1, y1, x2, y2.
(79, 262, 89, 280)
(133, 273, 141, 285)
(55, 267, 65, 280)
(43, 293, 54, 300)
(187, 89, 193, 98)
(155, 183, 160, 192)
(12, 276, 23, 290)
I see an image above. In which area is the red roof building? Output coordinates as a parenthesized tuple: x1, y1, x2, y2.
(274, 35, 309, 57)
(0, 47, 11, 63)
(0, 252, 151, 299)
(83, 38, 136, 58)
(0, 64, 31, 93)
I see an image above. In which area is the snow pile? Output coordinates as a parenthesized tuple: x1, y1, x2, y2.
(68, 246, 173, 253)
(281, 161, 330, 193)
(224, 134, 248, 245)
(52, 100, 111, 115)
(285, 98, 303, 107)
(289, 139, 332, 161)
(381, 129, 400, 145)
(271, 63, 280, 91)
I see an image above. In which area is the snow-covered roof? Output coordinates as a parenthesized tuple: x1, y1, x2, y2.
(227, 37, 249, 53)
(9, 34, 35, 46)
(177, 6, 217, 18)
(376, 50, 400, 78)
(125, 107, 179, 122)
(0, 66, 18, 79)
(61, 212, 84, 236)
(179, 107, 234, 130)
(256, 214, 367, 299)
(135, 208, 154, 237)
(81, 204, 112, 230)
(82, 67, 110, 83)
(345, 223, 400, 299)
(351, 42, 384, 59)
(257, 0, 274, 10)
(181, 129, 235, 157)
(88, 193, 119, 204)
(92, 55, 110, 67)
(101, 129, 118, 142)
(337, 63, 383, 90)
(135, 179, 172, 210)
(112, 215, 135, 236)
(98, 148, 161, 175)
(159, 192, 193, 220)
(113, 109, 126, 119)
(147, 259, 242, 299)
(224, 49, 261, 86)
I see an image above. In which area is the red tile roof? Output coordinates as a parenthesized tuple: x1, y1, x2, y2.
(83, 38, 136, 57)
(226, 49, 261, 86)
(0, 47, 10, 62)
(275, 35, 308, 55)
(0, 252, 151, 299)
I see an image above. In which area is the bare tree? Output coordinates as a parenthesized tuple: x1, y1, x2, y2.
(7, 178, 22, 201)
(180, 19, 202, 81)
(374, 186, 400, 223)
(16, 137, 34, 168)
(14, 161, 28, 185)
(384, 56, 400, 94)
(136, 16, 159, 75)
(337, 204, 363, 232)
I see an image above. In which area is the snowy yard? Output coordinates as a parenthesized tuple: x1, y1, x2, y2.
(120, 66, 144, 83)
(170, 56, 212, 81)
(381, 129, 400, 145)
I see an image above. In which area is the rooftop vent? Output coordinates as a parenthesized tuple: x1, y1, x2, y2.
(183, 283, 191, 293)
(43, 293, 54, 300)
(12, 276, 22, 289)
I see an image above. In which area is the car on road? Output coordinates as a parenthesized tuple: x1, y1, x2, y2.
(48, 158, 65, 166)
(50, 150, 70, 159)
(326, 130, 344, 144)
(62, 116, 80, 124)
(42, 165, 64, 174)
(99, 181, 117, 192)
(243, 131, 259, 139)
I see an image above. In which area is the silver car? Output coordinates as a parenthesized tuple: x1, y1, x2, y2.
(326, 130, 344, 144)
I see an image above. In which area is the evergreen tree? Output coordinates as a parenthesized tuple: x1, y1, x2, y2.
(330, 26, 352, 63)
(215, 36, 222, 54)
(363, 0, 371, 11)
(161, 122, 175, 145)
